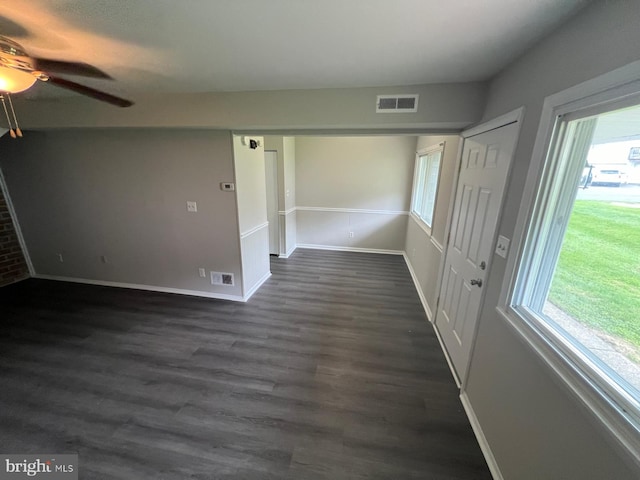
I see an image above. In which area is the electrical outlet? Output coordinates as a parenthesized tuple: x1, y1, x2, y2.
(198, 268, 206, 278)
(57, 253, 64, 263)
(186, 201, 197, 213)
(349, 231, 354, 238)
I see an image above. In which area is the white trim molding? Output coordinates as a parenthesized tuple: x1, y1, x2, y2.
(240, 221, 269, 239)
(430, 236, 443, 253)
(409, 212, 433, 237)
(463, 106, 525, 138)
(279, 245, 297, 259)
(402, 252, 432, 321)
(402, 249, 461, 387)
(243, 271, 272, 301)
(433, 321, 461, 388)
(296, 206, 409, 216)
(460, 392, 504, 480)
(34, 274, 246, 302)
(277, 207, 296, 216)
(297, 244, 403, 256)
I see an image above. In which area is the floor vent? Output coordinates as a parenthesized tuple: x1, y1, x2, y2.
(211, 272, 235, 286)
(376, 94, 419, 113)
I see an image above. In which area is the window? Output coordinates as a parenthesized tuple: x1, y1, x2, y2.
(512, 99, 640, 433)
(411, 146, 442, 229)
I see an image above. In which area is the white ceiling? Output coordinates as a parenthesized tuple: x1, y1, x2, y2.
(1, 0, 589, 98)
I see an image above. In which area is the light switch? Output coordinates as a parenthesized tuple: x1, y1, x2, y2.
(187, 201, 197, 213)
(495, 235, 510, 258)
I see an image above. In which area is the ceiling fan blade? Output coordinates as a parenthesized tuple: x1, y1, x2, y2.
(32, 58, 112, 79)
(47, 76, 133, 108)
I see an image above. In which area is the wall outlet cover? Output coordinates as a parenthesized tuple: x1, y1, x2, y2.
(187, 201, 198, 212)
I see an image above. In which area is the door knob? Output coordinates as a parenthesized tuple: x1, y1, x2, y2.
(470, 278, 483, 287)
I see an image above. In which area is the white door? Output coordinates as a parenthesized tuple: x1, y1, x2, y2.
(264, 151, 280, 255)
(435, 121, 519, 383)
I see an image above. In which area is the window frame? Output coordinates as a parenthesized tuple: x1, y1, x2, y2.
(499, 72, 640, 467)
(410, 144, 444, 235)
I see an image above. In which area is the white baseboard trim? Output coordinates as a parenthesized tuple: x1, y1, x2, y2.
(402, 253, 433, 321)
(243, 271, 272, 301)
(297, 244, 404, 255)
(460, 392, 504, 480)
(33, 274, 245, 302)
(279, 245, 297, 259)
(432, 320, 461, 388)
(402, 252, 461, 388)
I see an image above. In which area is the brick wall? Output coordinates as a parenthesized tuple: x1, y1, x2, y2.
(0, 184, 29, 287)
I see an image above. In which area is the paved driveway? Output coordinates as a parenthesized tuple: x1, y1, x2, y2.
(576, 184, 640, 202)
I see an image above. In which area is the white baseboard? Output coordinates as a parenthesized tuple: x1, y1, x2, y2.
(243, 271, 272, 301)
(297, 244, 404, 255)
(279, 245, 297, 259)
(33, 274, 246, 302)
(402, 252, 433, 321)
(460, 392, 504, 480)
(432, 319, 461, 388)
(402, 253, 461, 387)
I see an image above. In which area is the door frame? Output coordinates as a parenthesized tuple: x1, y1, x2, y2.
(434, 106, 525, 388)
(264, 150, 280, 256)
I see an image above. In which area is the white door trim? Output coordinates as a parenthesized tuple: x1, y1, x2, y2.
(462, 107, 525, 139)
(264, 150, 280, 255)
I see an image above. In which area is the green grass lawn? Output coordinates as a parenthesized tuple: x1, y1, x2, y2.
(548, 200, 640, 347)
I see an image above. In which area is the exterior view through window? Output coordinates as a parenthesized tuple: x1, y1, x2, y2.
(515, 102, 640, 417)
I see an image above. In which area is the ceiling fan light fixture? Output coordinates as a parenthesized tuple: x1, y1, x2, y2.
(0, 66, 37, 93)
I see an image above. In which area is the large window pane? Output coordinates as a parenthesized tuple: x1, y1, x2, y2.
(515, 103, 640, 417)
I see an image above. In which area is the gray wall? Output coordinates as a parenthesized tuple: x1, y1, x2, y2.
(404, 135, 460, 317)
(0, 129, 244, 299)
(465, 1, 640, 478)
(295, 136, 416, 252)
(12, 83, 486, 131)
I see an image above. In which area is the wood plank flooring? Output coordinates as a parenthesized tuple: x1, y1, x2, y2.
(0, 249, 491, 479)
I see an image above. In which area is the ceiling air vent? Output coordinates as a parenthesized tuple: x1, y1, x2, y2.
(376, 94, 419, 113)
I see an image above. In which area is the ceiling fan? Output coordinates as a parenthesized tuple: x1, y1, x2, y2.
(0, 34, 133, 136)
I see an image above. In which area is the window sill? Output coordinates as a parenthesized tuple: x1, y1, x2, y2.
(496, 305, 640, 469)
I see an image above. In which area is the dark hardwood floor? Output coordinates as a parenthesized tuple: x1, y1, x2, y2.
(0, 249, 491, 479)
